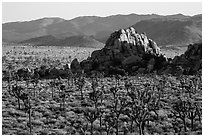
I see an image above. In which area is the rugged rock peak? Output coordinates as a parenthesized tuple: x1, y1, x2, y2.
(105, 27, 161, 56)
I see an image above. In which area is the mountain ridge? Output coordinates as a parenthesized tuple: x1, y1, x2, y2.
(2, 13, 202, 49)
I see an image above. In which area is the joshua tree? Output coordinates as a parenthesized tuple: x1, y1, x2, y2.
(110, 87, 118, 101)
(109, 86, 129, 135)
(124, 100, 146, 135)
(8, 85, 33, 134)
(83, 107, 100, 135)
(75, 76, 86, 100)
(49, 80, 55, 98)
(30, 78, 39, 97)
(22, 93, 32, 134)
(171, 97, 189, 132)
(113, 96, 129, 135)
(8, 84, 24, 109)
(124, 80, 132, 93)
(59, 84, 66, 110)
(5, 64, 16, 85)
(124, 83, 159, 135)
(88, 79, 103, 109)
(103, 112, 116, 135)
(186, 100, 198, 130)
(114, 74, 121, 88)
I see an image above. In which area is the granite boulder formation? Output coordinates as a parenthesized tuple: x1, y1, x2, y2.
(80, 27, 168, 75)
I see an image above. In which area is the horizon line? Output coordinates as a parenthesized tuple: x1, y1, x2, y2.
(2, 12, 202, 24)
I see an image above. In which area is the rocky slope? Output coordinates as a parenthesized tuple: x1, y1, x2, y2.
(162, 43, 202, 75)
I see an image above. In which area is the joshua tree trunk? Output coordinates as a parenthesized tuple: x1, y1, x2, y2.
(58, 88, 61, 97)
(33, 88, 36, 97)
(139, 124, 143, 135)
(80, 89, 83, 100)
(191, 118, 194, 130)
(138, 122, 144, 135)
(182, 118, 187, 132)
(28, 106, 32, 134)
(130, 120, 133, 133)
(90, 122, 93, 135)
(188, 91, 191, 98)
(116, 118, 119, 135)
(51, 87, 54, 98)
(63, 97, 65, 110)
(99, 116, 102, 134)
(18, 98, 21, 110)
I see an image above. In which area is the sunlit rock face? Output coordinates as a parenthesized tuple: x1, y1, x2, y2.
(105, 27, 161, 56)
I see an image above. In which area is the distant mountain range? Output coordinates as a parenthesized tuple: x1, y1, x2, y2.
(2, 13, 202, 48)
(132, 14, 202, 47)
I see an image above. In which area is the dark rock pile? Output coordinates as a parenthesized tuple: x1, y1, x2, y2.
(162, 43, 202, 75)
(77, 27, 168, 75)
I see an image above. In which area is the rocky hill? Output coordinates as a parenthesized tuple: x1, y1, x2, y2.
(162, 43, 202, 75)
(77, 27, 168, 75)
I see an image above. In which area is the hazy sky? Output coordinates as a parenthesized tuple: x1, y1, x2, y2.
(2, 2, 202, 23)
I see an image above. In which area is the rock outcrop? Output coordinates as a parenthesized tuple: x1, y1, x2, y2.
(80, 27, 168, 75)
(105, 27, 162, 56)
(163, 43, 202, 75)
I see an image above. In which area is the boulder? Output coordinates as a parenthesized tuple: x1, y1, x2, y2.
(80, 60, 93, 73)
(91, 50, 101, 60)
(71, 58, 81, 74)
(137, 68, 146, 74)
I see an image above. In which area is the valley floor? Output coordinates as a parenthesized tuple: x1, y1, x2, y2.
(2, 44, 202, 135)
